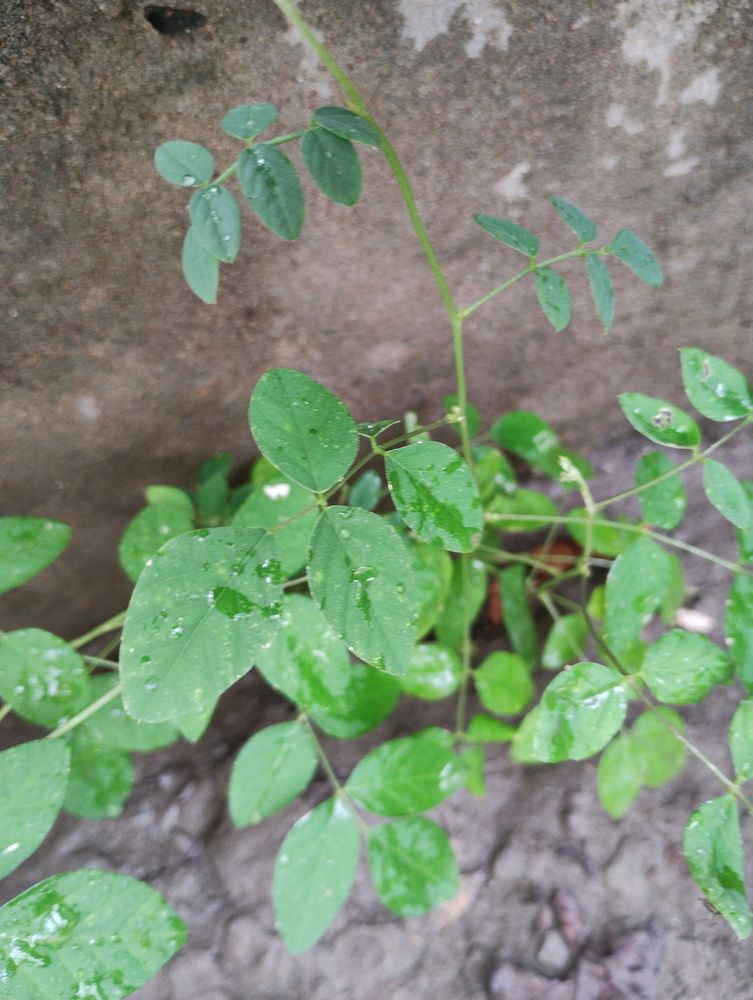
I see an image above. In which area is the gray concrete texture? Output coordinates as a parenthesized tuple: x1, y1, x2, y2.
(2, 0, 753, 634)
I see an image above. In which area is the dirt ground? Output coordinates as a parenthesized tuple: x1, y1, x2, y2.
(3, 434, 753, 1000)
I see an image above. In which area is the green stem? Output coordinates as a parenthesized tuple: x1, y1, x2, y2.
(454, 556, 474, 737)
(0, 704, 12, 725)
(46, 681, 123, 740)
(70, 611, 127, 651)
(82, 655, 120, 671)
(300, 714, 370, 834)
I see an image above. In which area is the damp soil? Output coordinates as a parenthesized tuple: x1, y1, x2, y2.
(2, 433, 753, 1000)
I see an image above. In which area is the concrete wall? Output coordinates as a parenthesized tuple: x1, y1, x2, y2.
(2, 0, 752, 633)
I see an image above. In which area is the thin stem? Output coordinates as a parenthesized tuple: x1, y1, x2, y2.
(300, 714, 370, 834)
(83, 655, 120, 671)
(0, 704, 12, 725)
(454, 556, 473, 737)
(214, 161, 238, 186)
(46, 681, 123, 740)
(268, 129, 307, 147)
(70, 611, 127, 651)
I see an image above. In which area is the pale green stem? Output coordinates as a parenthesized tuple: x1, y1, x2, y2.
(70, 611, 127, 651)
(83, 655, 120, 671)
(46, 681, 123, 740)
(0, 704, 12, 725)
(299, 714, 370, 834)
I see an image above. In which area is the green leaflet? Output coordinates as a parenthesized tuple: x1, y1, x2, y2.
(725, 574, 753, 691)
(307, 507, 417, 675)
(256, 595, 399, 738)
(346, 733, 463, 815)
(118, 500, 195, 583)
(301, 128, 362, 205)
(273, 797, 360, 954)
(145, 485, 194, 512)
(535, 267, 571, 332)
(399, 643, 462, 701)
(473, 214, 539, 256)
(238, 144, 304, 240)
(631, 708, 686, 788)
(736, 482, 753, 562)
(465, 713, 516, 744)
(729, 698, 753, 781)
(703, 460, 751, 530)
(608, 228, 663, 287)
(0, 516, 71, 594)
(542, 613, 587, 670)
(63, 734, 134, 820)
(386, 441, 483, 552)
(222, 102, 278, 139)
(248, 368, 358, 492)
(349, 469, 382, 511)
(532, 662, 627, 762)
(604, 537, 671, 657)
(0, 629, 91, 729)
(0, 870, 186, 998)
(619, 393, 700, 449)
(489, 410, 591, 484)
(196, 452, 232, 518)
(547, 195, 596, 242)
(80, 676, 179, 753)
(473, 445, 517, 501)
(410, 540, 453, 639)
(229, 720, 317, 827)
(189, 185, 241, 262)
(459, 745, 486, 796)
(233, 475, 317, 577)
(312, 106, 381, 146)
(176, 701, 216, 743)
(642, 628, 732, 704)
(660, 553, 685, 625)
(597, 735, 642, 820)
(683, 796, 752, 940)
(473, 651, 533, 715)
(120, 527, 283, 721)
(487, 488, 558, 532)
(181, 226, 219, 304)
(680, 348, 753, 422)
(435, 557, 487, 649)
(154, 140, 213, 186)
(499, 565, 537, 666)
(635, 451, 686, 529)
(566, 508, 636, 556)
(586, 254, 614, 332)
(367, 817, 459, 917)
(0, 740, 70, 880)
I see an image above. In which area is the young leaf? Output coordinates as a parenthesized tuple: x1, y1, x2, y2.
(386, 441, 483, 552)
(473, 445, 517, 500)
(229, 720, 317, 827)
(729, 698, 753, 781)
(604, 537, 671, 657)
(489, 410, 591, 483)
(0, 629, 90, 729)
(189, 185, 241, 262)
(307, 507, 417, 675)
(118, 500, 195, 583)
(233, 475, 317, 577)
(474, 651, 533, 715)
(257, 595, 399, 738)
(120, 527, 283, 722)
(349, 469, 382, 511)
(642, 629, 732, 704)
(533, 662, 628, 762)
(598, 734, 642, 819)
(542, 613, 588, 669)
(499, 565, 537, 666)
(535, 267, 571, 331)
(548, 195, 596, 242)
(63, 734, 134, 820)
(619, 393, 701, 449)
(608, 229, 663, 287)
(443, 393, 480, 437)
(0, 516, 71, 594)
(181, 226, 219, 304)
(0, 870, 186, 997)
(465, 713, 516, 743)
(399, 643, 462, 701)
(238, 144, 305, 240)
(487, 488, 558, 532)
(249, 368, 358, 492)
(680, 348, 753, 422)
(368, 817, 459, 916)
(154, 140, 213, 186)
(703, 459, 751, 530)
(411, 540, 453, 639)
(635, 450, 686, 529)
(273, 797, 360, 954)
(0, 740, 70, 880)
(221, 101, 278, 140)
(81, 675, 179, 753)
(435, 557, 487, 649)
(347, 733, 462, 815)
(725, 574, 753, 691)
(586, 254, 614, 332)
(473, 214, 539, 256)
(312, 106, 381, 146)
(632, 708, 686, 787)
(301, 128, 362, 206)
(683, 796, 752, 940)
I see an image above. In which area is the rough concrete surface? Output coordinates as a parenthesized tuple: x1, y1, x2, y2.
(2, 435, 753, 999)
(2, 1, 753, 635)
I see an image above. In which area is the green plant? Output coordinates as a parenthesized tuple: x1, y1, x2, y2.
(2, 1, 753, 993)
